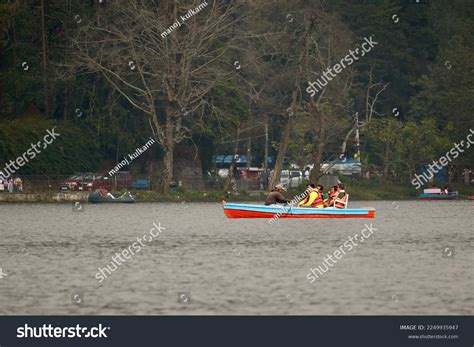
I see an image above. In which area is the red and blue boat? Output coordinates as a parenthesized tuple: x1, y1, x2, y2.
(222, 202, 375, 219)
(418, 188, 459, 200)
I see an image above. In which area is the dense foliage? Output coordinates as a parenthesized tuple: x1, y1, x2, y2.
(0, 0, 472, 187)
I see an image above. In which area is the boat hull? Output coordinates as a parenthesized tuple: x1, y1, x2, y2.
(88, 191, 135, 203)
(418, 193, 458, 200)
(223, 203, 375, 219)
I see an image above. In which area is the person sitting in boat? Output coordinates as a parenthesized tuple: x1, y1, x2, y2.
(264, 183, 291, 205)
(98, 186, 116, 199)
(298, 184, 324, 208)
(334, 183, 348, 209)
(442, 184, 451, 195)
(297, 183, 315, 206)
(324, 185, 339, 207)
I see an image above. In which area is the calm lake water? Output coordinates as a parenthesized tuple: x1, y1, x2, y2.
(0, 200, 472, 315)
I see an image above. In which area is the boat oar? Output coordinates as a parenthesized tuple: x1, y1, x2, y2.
(457, 193, 474, 200)
(277, 195, 297, 217)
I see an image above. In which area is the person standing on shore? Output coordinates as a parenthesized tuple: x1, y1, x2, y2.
(8, 178, 14, 193)
(13, 177, 23, 192)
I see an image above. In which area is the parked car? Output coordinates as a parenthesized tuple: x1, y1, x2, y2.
(321, 159, 362, 176)
(61, 171, 134, 191)
(60, 172, 106, 191)
(59, 173, 87, 191)
(269, 170, 303, 189)
(82, 172, 112, 191)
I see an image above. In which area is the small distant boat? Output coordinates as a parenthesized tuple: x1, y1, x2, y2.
(418, 188, 458, 200)
(222, 202, 375, 219)
(88, 191, 135, 203)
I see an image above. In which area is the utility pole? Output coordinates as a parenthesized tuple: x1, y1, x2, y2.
(355, 112, 360, 161)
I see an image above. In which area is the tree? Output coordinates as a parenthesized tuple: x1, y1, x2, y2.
(269, 10, 316, 190)
(367, 118, 404, 180)
(71, 0, 242, 192)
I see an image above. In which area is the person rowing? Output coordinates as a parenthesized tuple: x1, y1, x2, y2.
(298, 184, 325, 208)
(264, 183, 291, 205)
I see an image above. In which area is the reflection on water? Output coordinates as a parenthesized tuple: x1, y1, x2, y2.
(0, 200, 472, 314)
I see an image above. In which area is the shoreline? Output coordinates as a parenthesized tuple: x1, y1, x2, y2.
(0, 182, 471, 203)
(0, 191, 432, 204)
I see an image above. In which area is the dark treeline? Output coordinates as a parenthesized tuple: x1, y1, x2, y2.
(0, 0, 473, 192)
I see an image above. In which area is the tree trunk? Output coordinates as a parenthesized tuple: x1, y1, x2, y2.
(308, 103, 324, 183)
(162, 141, 174, 193)
(310, 117, 362, 182)
(383, 146, 390, 180)
(246, 136, 252, 168)
(40, 0, 50, 116)
(161, 107, 175, 193)
(63, 83, 69, 120)
(269, 13, 314, 191)
(269, 117, 292, 191)
(309, 141, 324, 183)
(224, 126, 241, 192)
(12, 14, 18, 113)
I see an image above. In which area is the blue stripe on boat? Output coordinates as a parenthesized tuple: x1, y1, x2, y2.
(224, 203, 373, 215)
(418, 193, 458, 199)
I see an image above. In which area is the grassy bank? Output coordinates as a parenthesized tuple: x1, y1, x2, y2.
(343, 181, 418, 200)
(131, 180, 474, 202)
(1, 181, 472, 203)
(131, 189, 265, 203)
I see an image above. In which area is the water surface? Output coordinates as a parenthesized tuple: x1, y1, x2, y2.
(0, 200, 472, 315)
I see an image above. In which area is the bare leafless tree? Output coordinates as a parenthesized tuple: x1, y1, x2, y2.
(71, 0, 242, 192)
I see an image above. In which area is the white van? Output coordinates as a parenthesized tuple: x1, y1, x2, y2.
(269, 170, 303, 189)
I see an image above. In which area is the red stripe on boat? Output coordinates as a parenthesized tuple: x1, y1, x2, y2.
(223, 209, 375, 219)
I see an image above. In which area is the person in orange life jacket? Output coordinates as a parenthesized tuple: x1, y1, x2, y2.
(324, 185, 339, 207)
(314, 185, 325, 208)
(298, 184, 325, 208)
(334, 183, 348, 209)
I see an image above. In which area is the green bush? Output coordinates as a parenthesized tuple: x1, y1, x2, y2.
(0, 118, 101, 174)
